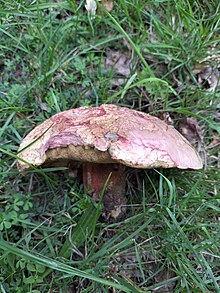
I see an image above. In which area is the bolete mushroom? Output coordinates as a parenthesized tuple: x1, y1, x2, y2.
(17, 104, 202, 220)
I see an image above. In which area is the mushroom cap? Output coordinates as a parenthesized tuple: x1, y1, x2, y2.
(17, 104, 202, 170)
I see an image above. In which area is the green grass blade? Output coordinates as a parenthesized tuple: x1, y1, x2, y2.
(0, 239, 132, 292)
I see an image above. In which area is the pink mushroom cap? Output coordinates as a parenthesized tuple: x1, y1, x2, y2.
(17, 104, 203, 170)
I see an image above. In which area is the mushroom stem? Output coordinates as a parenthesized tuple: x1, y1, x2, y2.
(83, 163, 127, 220)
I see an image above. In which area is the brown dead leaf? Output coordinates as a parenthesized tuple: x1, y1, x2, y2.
(98, 0, 114, 12)
(207, 134, 220, 149)
(178, 117, 203, 144)
(15, 113, 26, 120)
(39, 102, 48, 111)
(192, 64, 220, 92)
(178, 117, 206, 165)
(109, 249, 177, 292)
(110, 78, 127, 86)
(122, 37, 133, 52)
(153, 269, 176, 292)
(160, 112, 174, 126)
(105, 49, 132, 76)
(198, 66, 219, 92)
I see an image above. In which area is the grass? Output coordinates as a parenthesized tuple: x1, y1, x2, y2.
(0, 0, 219, 292)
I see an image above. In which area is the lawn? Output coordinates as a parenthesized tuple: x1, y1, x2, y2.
(0, 1, 219, 292)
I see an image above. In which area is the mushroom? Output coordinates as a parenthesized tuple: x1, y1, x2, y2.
(17, 104, 202, 220)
